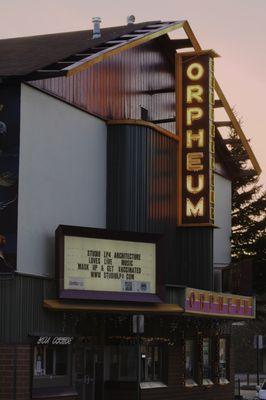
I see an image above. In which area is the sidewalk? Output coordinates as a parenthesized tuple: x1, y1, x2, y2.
(241, 389, 257, 400)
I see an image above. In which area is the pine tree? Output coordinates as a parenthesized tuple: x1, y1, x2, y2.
(229, 126, 266, 262)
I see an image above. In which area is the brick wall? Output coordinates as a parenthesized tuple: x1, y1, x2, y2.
(0, 344, 31, 400)
(0, 338, 234, 400)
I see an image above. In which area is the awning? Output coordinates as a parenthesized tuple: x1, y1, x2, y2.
(43, 299, 184, 315)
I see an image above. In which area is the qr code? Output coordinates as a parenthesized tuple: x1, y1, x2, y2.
(140, 282, 147, 292)
(124, 281, 133, 291)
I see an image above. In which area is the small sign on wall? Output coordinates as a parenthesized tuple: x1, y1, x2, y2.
(180, 287, 255, 319)
(35, 336, 74, 345)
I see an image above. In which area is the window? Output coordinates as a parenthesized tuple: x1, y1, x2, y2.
(105, 345, 137, 381)
(185, 339, 197, 386)
(119, 346, 137, 379)
(219, 338, 229, 384)
(202, 338, 213, 385)
(34, 346, 68, 377)
(140, 345, 163, 382)
(105, 344, 165, 384)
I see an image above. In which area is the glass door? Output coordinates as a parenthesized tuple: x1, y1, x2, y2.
(74, 347, 96, 400)
(84, 348, 96, 400)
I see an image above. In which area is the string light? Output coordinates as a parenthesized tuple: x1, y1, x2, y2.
(108, 336, 175, 346)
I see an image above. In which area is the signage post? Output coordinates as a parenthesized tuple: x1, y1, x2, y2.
(132, 315, 145, 400)
(254, 335, 263, 385)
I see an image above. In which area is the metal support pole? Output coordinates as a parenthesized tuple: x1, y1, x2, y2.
(137, 334, 141, 400)
(257, 335, 260, 386)
(13, 345, 17, 400)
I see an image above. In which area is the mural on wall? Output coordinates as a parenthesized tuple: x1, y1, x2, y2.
(0, 85, 20, 273)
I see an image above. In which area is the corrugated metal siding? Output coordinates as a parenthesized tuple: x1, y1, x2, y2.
(107, 124, 213, 290)
(107, 124, 177, 233)
(107, 123, 178, 285)
(30, 40, 176, 133)
(0, 274, 74, 343)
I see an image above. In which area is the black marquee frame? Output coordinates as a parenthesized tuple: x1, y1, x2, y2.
(56, 225, 165, 303)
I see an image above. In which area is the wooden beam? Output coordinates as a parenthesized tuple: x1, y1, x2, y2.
(214, 99, 223, 108)
(182, 21, 201, 51)
(214, 121, 233, 128)
(223, 138, 241, 145)
(26, 70, 66, 80)
(175, 49, 219, 58)
(144, 88, 175, 95)
(182, 20, 261, 175)
(214, 80, 262, 174)
(170, 38, 193, 49)
(152, 117, 176, 124)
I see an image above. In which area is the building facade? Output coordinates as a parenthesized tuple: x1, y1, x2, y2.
(0, 19, 259, 400)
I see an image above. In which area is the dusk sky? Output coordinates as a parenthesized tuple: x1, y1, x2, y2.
(1, 0, 265, 186)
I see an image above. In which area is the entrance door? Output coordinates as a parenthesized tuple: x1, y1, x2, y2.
(83, 348, 96, 400)
(75, 347, 96, 400)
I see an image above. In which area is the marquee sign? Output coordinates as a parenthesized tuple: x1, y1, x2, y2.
(180, 287, 255, 319)
(176, 50, 217, 225)
(56, 225, 164, 302)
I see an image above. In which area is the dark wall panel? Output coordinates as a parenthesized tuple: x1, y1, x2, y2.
(107, 124, 178, 287)
(107, 124, 178, 233)
(0, 84, 20, 272)
(107, 124, 213, 290)
(173, 228, 213, 290)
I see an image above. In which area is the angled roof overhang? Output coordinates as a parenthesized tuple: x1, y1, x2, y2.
(38, 19, 259, 175)
(181, 21, 261, 175)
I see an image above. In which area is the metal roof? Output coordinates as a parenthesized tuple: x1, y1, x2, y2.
(0, 20, 183, 78)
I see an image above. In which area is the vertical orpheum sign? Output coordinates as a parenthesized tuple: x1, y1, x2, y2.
(177, 51, 217, 225)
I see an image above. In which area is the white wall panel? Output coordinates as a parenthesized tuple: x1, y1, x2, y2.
(214, 171, 232, 269)
(18, 84, 107, 276)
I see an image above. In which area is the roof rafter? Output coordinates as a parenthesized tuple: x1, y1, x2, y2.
(63, 21, 185, 77)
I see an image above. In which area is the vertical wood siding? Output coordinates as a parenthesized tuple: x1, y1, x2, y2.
(0, 274, 74, 343)
(30, 40, 176, 133)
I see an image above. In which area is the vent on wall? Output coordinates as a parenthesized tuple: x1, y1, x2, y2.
(140, 107, 149, 121)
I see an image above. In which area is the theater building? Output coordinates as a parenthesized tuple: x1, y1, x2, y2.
(0, 18, 260, 400)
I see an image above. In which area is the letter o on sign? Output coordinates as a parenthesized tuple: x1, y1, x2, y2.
(187, 63, 204, 81)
